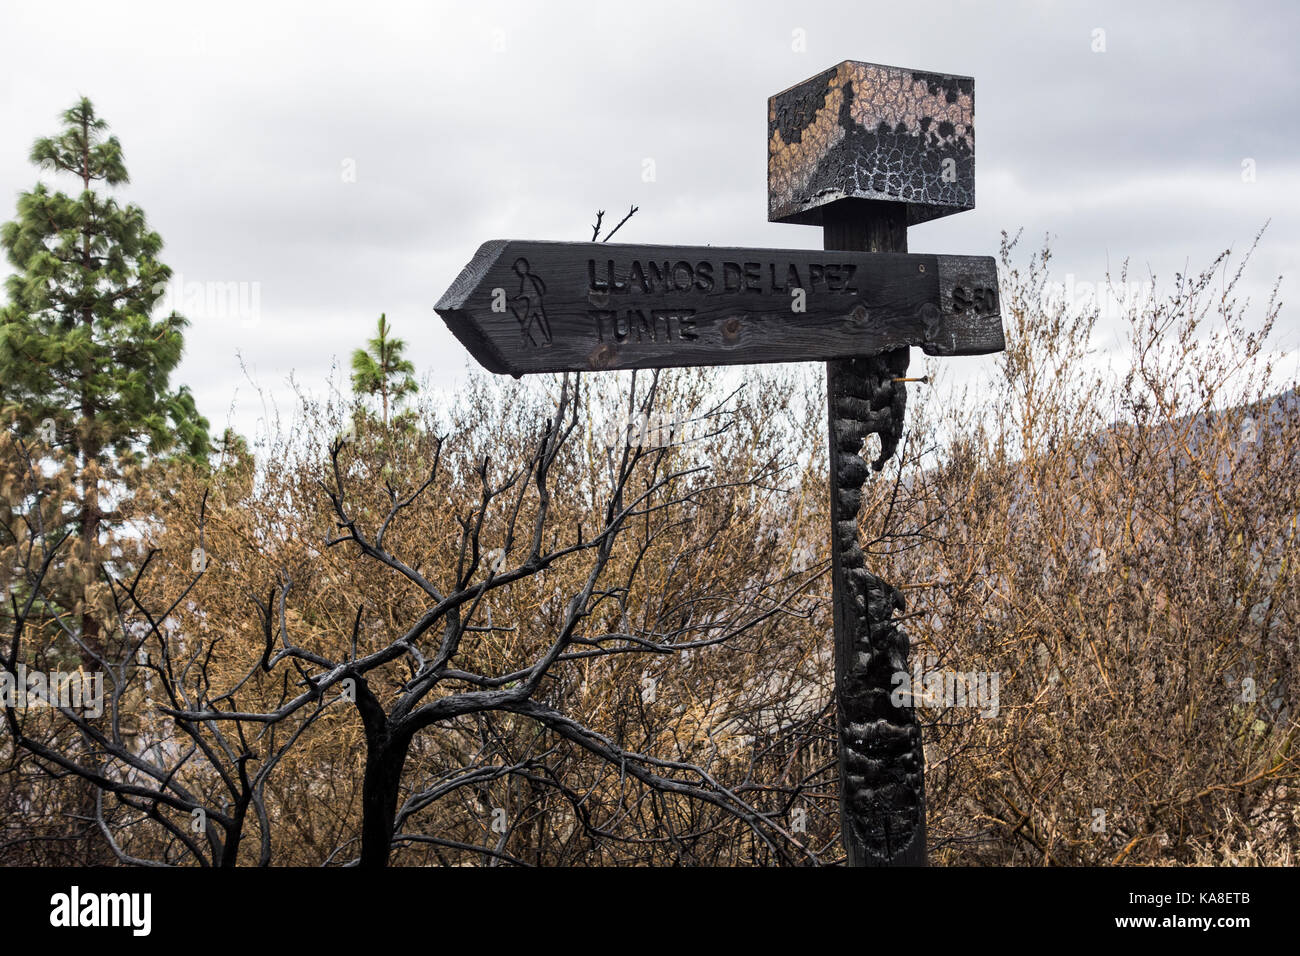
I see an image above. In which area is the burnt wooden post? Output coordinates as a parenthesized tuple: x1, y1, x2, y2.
(771, 60, 982, 866)
(435, 59, 1002, 866)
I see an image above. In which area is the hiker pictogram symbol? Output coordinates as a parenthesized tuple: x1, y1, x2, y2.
(509, 257, 552, 347)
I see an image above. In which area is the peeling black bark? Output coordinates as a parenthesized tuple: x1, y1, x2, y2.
(824, 200, 927, 866)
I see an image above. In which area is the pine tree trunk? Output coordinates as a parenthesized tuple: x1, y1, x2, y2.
(74, 113, 108, 864)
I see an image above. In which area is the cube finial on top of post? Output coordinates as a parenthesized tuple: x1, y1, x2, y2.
(768, 60, 975, 227)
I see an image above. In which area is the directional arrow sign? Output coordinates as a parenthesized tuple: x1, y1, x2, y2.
(435, 240, 1004, 376)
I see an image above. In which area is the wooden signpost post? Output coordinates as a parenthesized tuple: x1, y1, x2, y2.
(435, 60, 1005, 866)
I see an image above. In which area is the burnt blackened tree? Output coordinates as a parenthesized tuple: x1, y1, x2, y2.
(2, 367, 830, 866)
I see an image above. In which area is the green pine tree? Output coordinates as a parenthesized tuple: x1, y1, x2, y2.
(350, 313, 417, 428)
(0, 97, 210, 654)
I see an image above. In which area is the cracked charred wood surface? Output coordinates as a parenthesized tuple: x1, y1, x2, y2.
(824, 199, 927, 866)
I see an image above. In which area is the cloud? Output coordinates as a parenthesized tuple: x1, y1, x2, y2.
(0, 0, 1296, 442)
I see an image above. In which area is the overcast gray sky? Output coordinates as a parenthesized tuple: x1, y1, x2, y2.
(2, 0, 1296, 441)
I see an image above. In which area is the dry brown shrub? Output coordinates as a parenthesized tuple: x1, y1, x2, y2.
(3, 232, 1294, 866)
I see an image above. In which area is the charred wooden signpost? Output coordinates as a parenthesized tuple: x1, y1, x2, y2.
(436, 60, 1004, 866)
